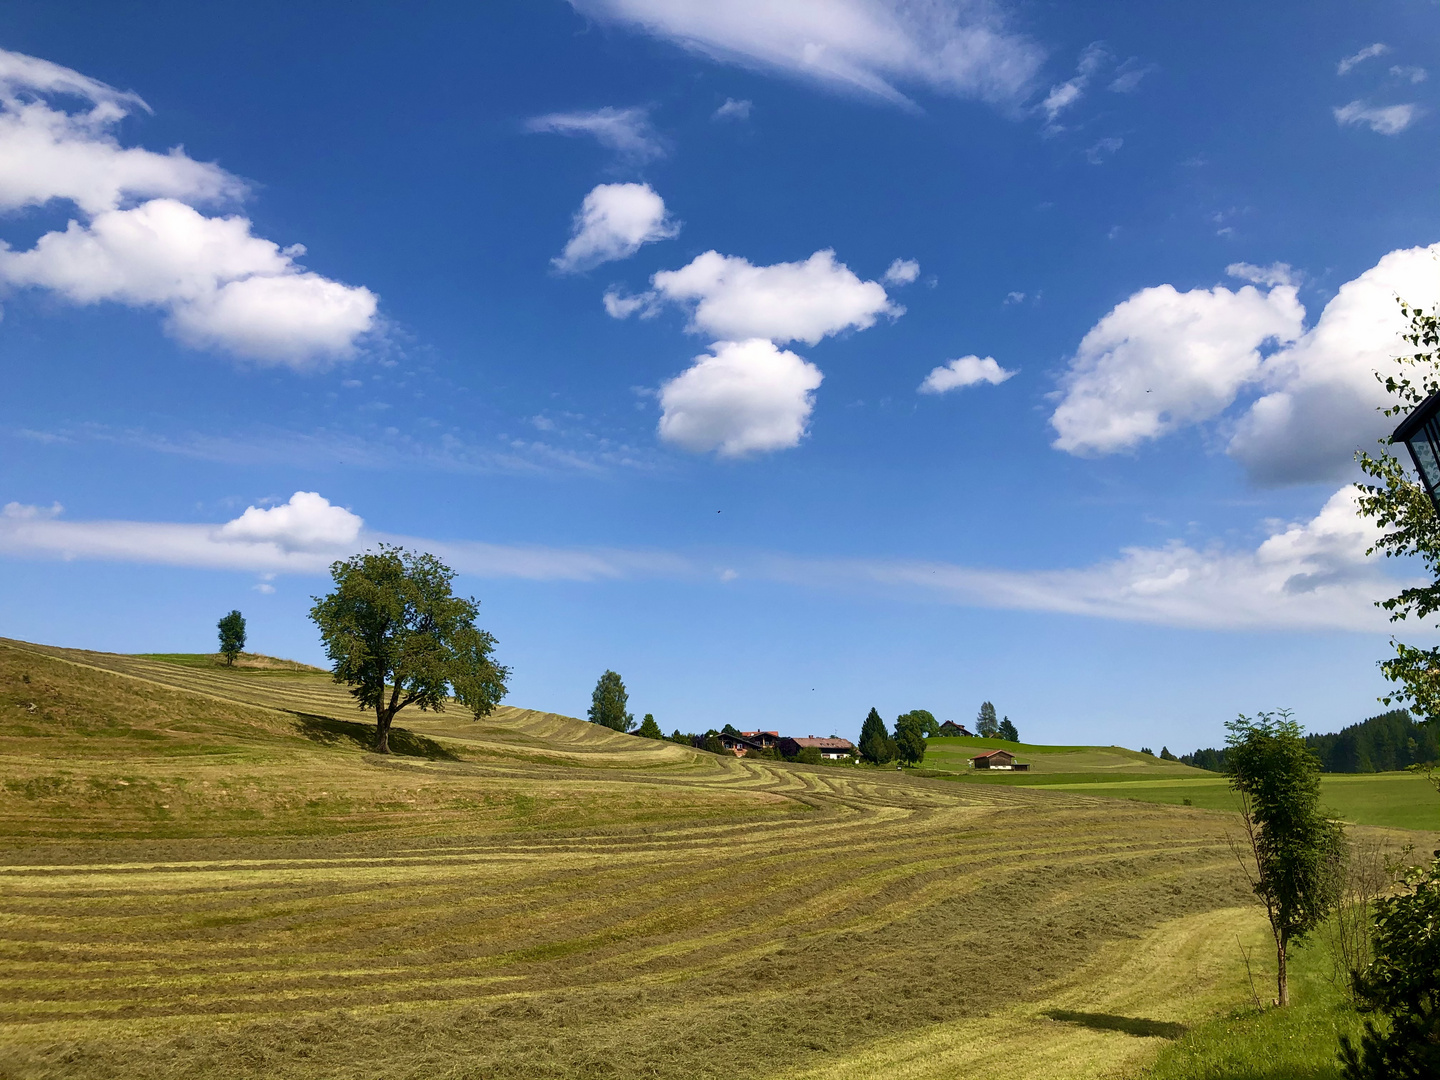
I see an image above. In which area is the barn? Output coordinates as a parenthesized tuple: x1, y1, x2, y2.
(970, 749, 1029, 771)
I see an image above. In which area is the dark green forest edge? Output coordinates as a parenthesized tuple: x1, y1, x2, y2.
(1182, 710, 1439, 774)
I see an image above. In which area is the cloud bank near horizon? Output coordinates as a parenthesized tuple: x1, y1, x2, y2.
(0, 486, 1416, 633)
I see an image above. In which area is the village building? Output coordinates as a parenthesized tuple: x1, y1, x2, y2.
(715, 732, 765, 756)
(937, 720, 974, 736)
(778, 736, 856, 760)
(969, 749, 1029, 771)
(739, 730, 781, 750)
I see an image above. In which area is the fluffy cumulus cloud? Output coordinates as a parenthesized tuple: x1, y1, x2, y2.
(1050, 279, 1304, 455)
(883, 258, 920, 285)
(0, 48, 377, 366)
(552, 182, 679, 273)
(567, 0, 1044, 109)
(215, 492, 363, 552)
(919, 355, 1014, 393)
(1333, 100, 1420, 135)
(657, 339, 823, 456)
(1051, 244, 1440, 484)
(525, 105, 665, 163)
(615, 248, 898, 345)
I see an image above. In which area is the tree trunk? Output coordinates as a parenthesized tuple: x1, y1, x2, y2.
(375, 709, 393, 754)
(1276, 934, 1289, 1007)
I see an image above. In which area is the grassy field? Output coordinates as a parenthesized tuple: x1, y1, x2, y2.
(0, 638, 1430, 1080)
(922, 736, 1440, 831)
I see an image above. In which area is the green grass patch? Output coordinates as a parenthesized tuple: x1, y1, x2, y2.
(1142, 935, 1364, 1079)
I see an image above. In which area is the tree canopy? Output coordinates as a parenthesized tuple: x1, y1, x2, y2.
(976, 701, 998, 738)
(636, 713, 663, 739)
(858, 708, 895, 764)
(217, 610, 246, 666)
(893, 712, 928, 765)
(309, 546, 509, 754)
(1226, 711, 1345, 1006)
(997, 716, 1018, 742)
(1355, 301, 1440, 720)
(588, 670, 634, 732)
(895, 709, 939, 738)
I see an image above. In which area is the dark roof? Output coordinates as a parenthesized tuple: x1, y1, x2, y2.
(783, 736, 855, 750)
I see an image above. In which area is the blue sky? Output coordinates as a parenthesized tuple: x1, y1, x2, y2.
(3, 0, 1440, 749)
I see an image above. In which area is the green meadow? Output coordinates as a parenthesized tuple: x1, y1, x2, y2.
(920, 735, 1440, 831)
(0, 639, 1435, 1080)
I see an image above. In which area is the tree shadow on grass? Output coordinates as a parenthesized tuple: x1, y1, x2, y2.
(292, 713, 461, 761)
(1043, 1009, 1187, 1039)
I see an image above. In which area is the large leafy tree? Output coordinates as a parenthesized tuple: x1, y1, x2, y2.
(1226, 711, 1345, 1006)
(894, 712, 928, 765)
(858, 708, 895, 764)
(217, 609, 246, 667)
(588, 670, 634, 732)
(1340, 855, 1440, 1078)
(896, 709, 939, 738)
(309, 546, 509, 754)
(1356, 301, 1440, 719)
(976, 701, 999, 738)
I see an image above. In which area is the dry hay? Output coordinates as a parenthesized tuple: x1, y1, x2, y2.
(0, 639, 1256, 1080)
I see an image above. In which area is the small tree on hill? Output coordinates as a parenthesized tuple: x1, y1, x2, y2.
(309, 546, 509, 754)
(894, 712, 927, 765)
(976, 701, 998, 738)
(636, 713, 663, 739)
(217, 610, 246, 666)
(1226, 710, 1345, 1006)
(997, 716, 1018, 742)
(588, 670, 634, 732)
(859, 708, 896, 764)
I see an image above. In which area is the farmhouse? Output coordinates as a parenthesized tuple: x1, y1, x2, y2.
(739, 730, 781, 750)
(970, 749, 1029, 771)
(778, 736, 856, 760)
(716, 732, 765, 756)
(938, 720, 974, 736)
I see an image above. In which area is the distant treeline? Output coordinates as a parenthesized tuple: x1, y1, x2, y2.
(1181, 710, 1439, 774)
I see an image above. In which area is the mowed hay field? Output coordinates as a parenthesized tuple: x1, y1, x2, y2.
(2, 638, 1281, 1080)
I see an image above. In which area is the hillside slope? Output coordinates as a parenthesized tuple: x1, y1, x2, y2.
(923, 735, 1213, 781)
(0, 637, 1262, 1080)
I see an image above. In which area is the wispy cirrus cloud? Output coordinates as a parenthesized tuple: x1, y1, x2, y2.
(567, 0, 1044, 111)
(525, 105, 666, 164)
(0, 487, 1413, 632)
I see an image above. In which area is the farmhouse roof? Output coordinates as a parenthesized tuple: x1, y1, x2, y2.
(785, 736, 855, 750)
(971, 749, 1015, 760)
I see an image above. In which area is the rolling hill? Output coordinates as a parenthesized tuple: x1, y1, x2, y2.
(0, 636, 1417, 1080)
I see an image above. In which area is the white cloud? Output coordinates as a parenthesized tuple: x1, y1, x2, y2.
(1085, 136, 1123, 163)
(1334, 100, 1420, 135)
(0, 198, 378, 365)
(0, 49, 378, 366)
(1050, 278, 1304, 456)
(620, 248, 898, 345)
(1338, 43, 1389, 76)
(567, 0, 1044, 110)
(778, 486, 1403, 631)
(883, 258, 920, 285)
(525, 105, 665, 163)
(1107, 60, 1155, 93)
(919, 355, 1015, 394)
(602, 287, 661, 319)
(712, 97, 752, 121)
(2, 501, 62, 520)
(1040, 42, 1109, 127)
(0, 486, 1414, 631)
(1392, 65, 1428, 85)
(1004, 290, 1025, 305)
(1229, 244, 1440, 484)
(1051, 244, 1440, 484)
(552, 182, 679, 273)
(658, 338, 823, 456)
(1225, 261, 1299, 288)
(0, 48, 242, 216)
(215, 491, 363, 552)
